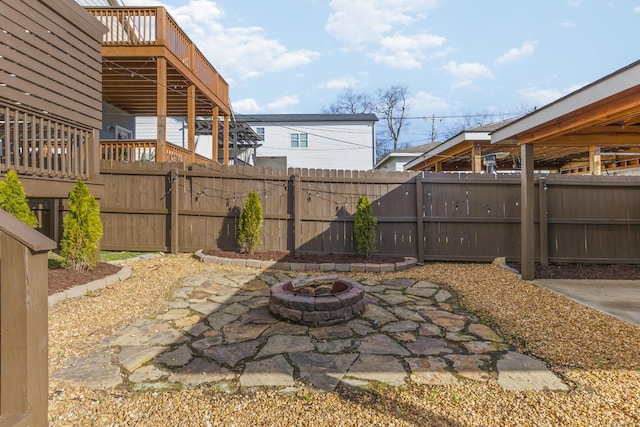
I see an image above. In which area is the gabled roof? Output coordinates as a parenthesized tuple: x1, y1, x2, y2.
(234, 113, 379, 123)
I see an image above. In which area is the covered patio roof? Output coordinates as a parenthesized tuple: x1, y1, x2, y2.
(501, 60, 640, 280)
(407, 62, 640, 174)
(491, 60, 640, 174)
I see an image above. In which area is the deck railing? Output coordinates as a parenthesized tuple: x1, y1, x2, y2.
(87, 7, 229, 102)
(0, 104, 93, 179)
(100, 140, 214, 165)
(0, 210, 56, 426)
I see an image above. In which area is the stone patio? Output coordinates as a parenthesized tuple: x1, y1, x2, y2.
(52, 269, 568, 393)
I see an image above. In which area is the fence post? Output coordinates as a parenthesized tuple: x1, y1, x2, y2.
(293, 173, 302, 254)
(415, 173, 424, 262)
(170, 168, 179, 253)
(538, 177, 549, 265)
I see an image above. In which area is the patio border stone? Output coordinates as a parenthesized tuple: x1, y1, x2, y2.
(194, 250, 418, 273)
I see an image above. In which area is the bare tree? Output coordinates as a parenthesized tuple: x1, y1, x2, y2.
(375, 85, 409, 152)
(324, 88, 375, 114)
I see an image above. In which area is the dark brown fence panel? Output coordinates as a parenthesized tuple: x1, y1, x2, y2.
(97, 161, 640, 264)
(545, 175, 640, 263)
(421, 173, 526, 262)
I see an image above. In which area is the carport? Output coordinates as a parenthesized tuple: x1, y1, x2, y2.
(491, 60, 640, 279)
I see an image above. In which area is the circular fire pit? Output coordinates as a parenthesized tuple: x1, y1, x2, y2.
(268, 275, 365, 326)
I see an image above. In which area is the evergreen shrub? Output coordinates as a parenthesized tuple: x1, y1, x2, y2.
(60, 179, 103, 271)
(238, 191, 263, 254)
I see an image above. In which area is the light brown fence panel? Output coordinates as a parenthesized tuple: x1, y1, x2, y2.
(545, 175, 640, 263)
(421, 173, 524, 261)
(100, 162, 172, 251)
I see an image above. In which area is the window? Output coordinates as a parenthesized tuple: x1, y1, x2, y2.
(256, 127, 264, 141)
(290, 132, 308, 148)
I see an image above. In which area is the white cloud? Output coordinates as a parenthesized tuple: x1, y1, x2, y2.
(232, 98, 262, 113)
(370, 33, 446, 69)
(326, 0, 440, 45)
(518, 84, 584, 106)
(567, 0, 582, 6)
(409, 91, 454, 115)
(326, 0, 444, 69)
(442, 61, 494, 88)
(496, 41, 537, 65)
(128, 0, 320, 80)
(320, 76, 360, 90)
(266, 95, 300, 112)
(635, 6, 640, 13)
(232, 95, 300, 113)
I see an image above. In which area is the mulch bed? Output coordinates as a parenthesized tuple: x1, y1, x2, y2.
(48, 262, 122, 296)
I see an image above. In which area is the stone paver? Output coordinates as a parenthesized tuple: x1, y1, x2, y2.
(52, 268, 568, 393)
(347, 354, 407, 386)
(290, 352, 358, 391)
(497, 352, 568, 391)
(240, 355, 294, 387)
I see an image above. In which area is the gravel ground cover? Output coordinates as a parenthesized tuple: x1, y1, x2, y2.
(48, 254, 640, 426)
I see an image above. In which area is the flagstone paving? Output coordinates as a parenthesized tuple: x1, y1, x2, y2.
(52, 269, 568, 392)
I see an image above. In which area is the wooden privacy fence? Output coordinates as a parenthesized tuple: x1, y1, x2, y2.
(98, 161, 640, 264)
(0, 210, 55, 426)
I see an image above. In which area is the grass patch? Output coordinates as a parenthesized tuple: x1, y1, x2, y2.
(100, 251, 152, 262)
(48, 252, 64, 269)
(48, 250, 153, 268)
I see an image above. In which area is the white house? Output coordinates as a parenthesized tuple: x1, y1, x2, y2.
(374, 143, 441, 171)
(235, 114, 379, 170)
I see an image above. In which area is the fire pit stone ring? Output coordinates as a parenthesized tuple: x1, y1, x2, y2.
(268, 276, 365, 326)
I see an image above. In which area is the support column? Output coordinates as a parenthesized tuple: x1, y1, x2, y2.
(434, 162, 442, 172)
(223, 115, 230, 166)
(521, 143, 535, 280)
(589, 145, 601, 175)
(472, 144, 482, 173)
(187, 85, 195, 163)
(156, 57, 167, 162)
(212, 106, 219, 163)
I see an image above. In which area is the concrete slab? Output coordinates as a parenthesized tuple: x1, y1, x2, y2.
(532, 279, 640, 326)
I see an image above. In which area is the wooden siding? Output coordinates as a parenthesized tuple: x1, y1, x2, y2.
(0, 0, 105, 129)
(88, 162, 640, 264)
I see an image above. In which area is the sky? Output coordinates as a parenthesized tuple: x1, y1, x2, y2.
(123, 0, 640, 145)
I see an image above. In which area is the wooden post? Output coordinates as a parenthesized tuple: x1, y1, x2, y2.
(212, 106, 219, 163)
(589, 145, 601, 175)
(472, 144, 482, 173)
(187, 85, 196, 164)
(293, 173, 302, 254)
(434, 162, 442, 172)
(0, 210, 56, 426)
(538, 176, 548, 266)
(521, 143, 535, 280)
(156, 57, 167, 162)
(223, 115, 230, 166)
(170, 169, 179, 253)
(415, 173, 424, 262)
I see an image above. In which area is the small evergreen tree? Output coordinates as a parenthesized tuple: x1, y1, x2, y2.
(0, 169, 38, 227)
(354, 194, 377, 258)
(238, 191, 263, 254)
(61, 178, 103, 271)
